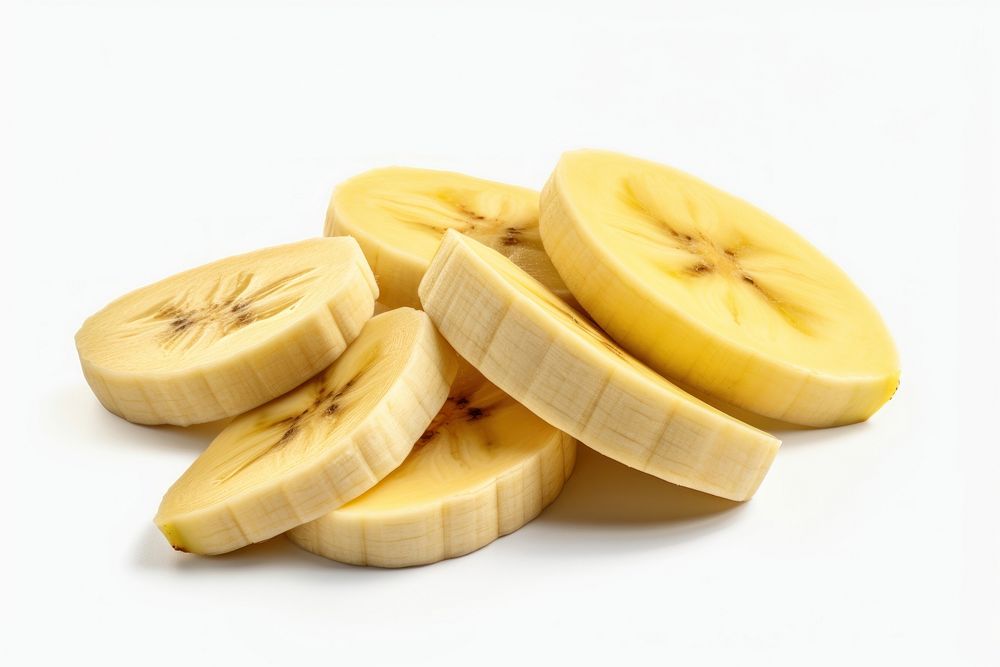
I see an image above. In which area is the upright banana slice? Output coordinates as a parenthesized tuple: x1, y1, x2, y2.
(540, 150, 900, 427)
(76, 238, 378, 426)
(326, 167, 574, 309)
(287, 362, 577, 567)
(419, 231, 779, 501)
(154, 308, 458, 555)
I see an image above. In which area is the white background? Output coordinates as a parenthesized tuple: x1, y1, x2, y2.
(2, 0, 997, 664)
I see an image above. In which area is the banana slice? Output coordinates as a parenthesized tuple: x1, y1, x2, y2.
(154, 308, 458, 555)
(287, 362, 577, 567)
(419, 230, 779, 501)
(539, 150, 899, 427)
(326, 167, 574, 308)
(76, 238, 378, 426)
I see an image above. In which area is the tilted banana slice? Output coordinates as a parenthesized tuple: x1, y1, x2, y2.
(539, 150, 900, 427)
(287, 362, 577, 567)
(326, 167, 574, 309)
(76, 238, 378, 426)
(154, 308, 458, 555)
(419, 231, 779, 501)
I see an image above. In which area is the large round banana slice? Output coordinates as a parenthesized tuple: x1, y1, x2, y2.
(154, 308, 458, 555)
(287, 362, 577, 567)
(326, 167, 574, 309)
(76, 238, 378, 426)
(419, 231, 779, 502)
(540, 150, 900, 427)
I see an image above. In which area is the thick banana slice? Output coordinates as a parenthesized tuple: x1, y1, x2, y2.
(326, 167, 574, 308)
(287, 362, 577, 567)
(154, 308, 458, 555)
(540, 150, 900, 427)
(419, 231, 779, 501)
(76, 238, 378, 426)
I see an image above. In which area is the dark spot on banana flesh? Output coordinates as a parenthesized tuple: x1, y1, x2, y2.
(502, 227, 521, 246)
(234, 312, 254, 327)
(145, 270, 318, 351)
(417, 395, 491, 445)
(455, 203, 486, 223)
(220, 372, 359, 482)
(276, 424, 299, 445)
(621, 185, 812, 331)
(689, 262, 712, 275)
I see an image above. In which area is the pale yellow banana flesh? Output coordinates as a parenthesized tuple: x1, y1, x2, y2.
(540, 150, 900, 427)
(288, 362, 577, 567)
(326, 166, 575, 309)
(75, 238, 378, 426)
(419, 230, 780, 501)
(154, 308, 458, 555)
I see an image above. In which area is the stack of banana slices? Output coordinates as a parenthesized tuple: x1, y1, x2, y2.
(76, 150, 899, 567)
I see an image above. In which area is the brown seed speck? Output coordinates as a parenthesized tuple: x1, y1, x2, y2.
(277, 424, 299, 444)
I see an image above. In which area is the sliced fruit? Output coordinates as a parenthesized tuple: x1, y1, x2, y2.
(154, 308, 458, 555)
(287, 362, 577, 567)
(539, 150, 899, 426)
(76, 238, 378, 426)
(418, 230, 779, 501)
(326, 166, 574, 308)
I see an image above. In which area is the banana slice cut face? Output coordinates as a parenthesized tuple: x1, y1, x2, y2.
(76, 238, 378, 426)
(326, 167, 574, 309)
(154, 308, 458, 555)
(287, 362, 577, 567)
(540, 150, 900, 426)
(419, 230, 779, 502)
